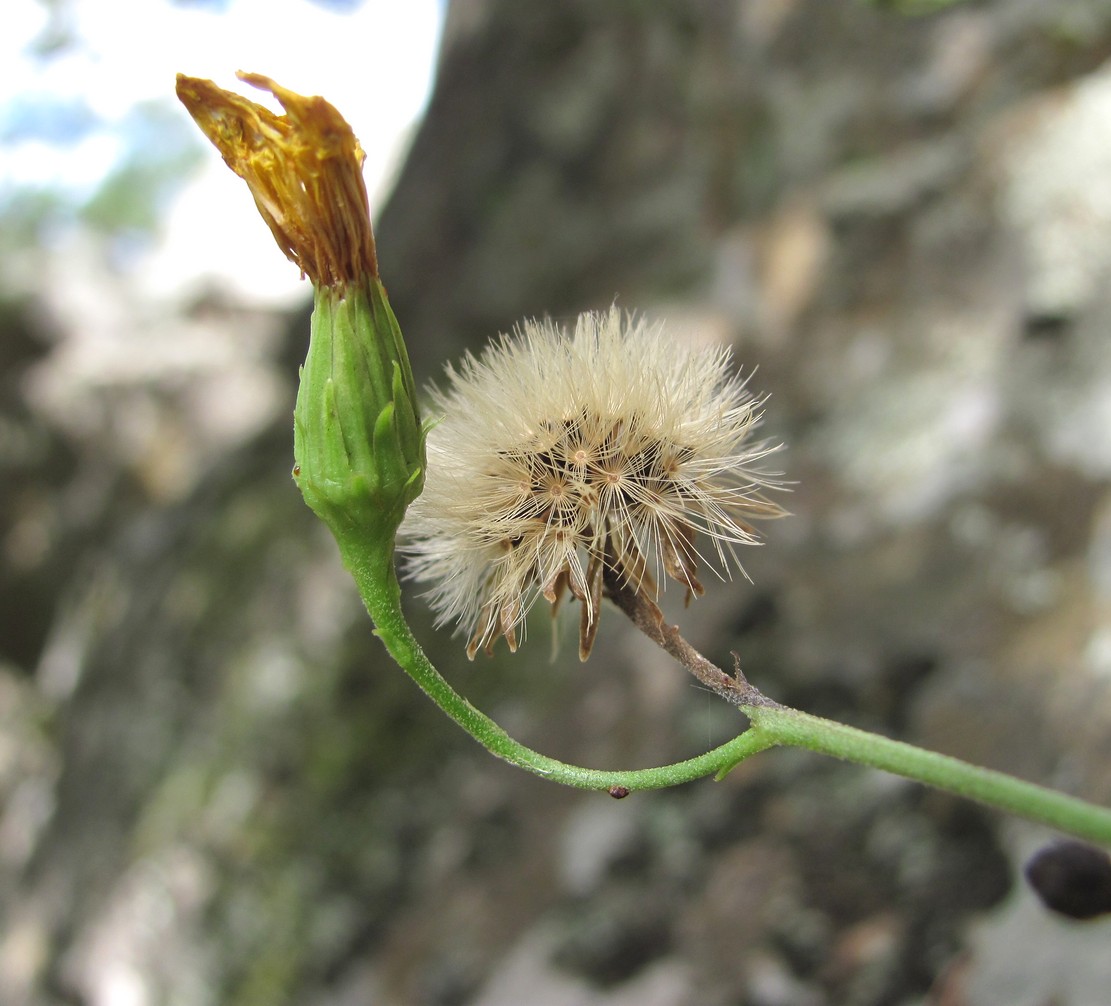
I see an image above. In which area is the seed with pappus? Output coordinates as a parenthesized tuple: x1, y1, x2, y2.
(402, 308, 787, 660)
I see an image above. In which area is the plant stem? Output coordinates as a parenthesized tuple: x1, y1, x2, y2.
(605, 571, 1111, 845)
(339, 535, 778, 791)
(602, 562, 780, 708)
(335, 534, 1111, 846)
(737, 705, 1111, 846)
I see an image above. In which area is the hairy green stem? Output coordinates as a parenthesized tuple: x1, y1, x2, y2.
(337, 532, 1111, 846)
(341, 536, 779, 790)
(738, 705, 1111, 846)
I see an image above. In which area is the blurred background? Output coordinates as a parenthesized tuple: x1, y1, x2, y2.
(4, 0, 1111, 1003)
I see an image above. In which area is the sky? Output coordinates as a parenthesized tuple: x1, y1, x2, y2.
(0, 0, 445, 302)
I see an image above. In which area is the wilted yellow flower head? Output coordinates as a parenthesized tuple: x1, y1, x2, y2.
(175, 71, 377, 287)
(403, 309, 786, 661)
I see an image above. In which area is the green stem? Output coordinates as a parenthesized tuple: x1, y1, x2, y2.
(338, 534, 1111, 847)
(342, 536, 778, 790)
(739, 705, 1111, 846)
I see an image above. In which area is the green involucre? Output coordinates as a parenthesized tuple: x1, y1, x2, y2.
(293, 278, 426, 548)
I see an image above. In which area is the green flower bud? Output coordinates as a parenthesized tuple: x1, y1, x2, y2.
(294, 278, 425, 548)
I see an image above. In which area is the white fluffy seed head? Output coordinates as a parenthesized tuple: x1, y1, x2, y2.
(401, 308, 787, 660)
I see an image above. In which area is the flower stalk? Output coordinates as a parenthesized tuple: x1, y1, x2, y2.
(177, 72, 1111, 851)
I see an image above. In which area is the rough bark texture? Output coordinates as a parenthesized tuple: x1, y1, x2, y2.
(6, 1, 1111, 1004)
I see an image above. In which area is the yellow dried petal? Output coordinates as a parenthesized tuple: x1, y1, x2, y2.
(175, 71, 378, 287)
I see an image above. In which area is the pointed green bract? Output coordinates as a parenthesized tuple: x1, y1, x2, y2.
(293, 277, 425, 552)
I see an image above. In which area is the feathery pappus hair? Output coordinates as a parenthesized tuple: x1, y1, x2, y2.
(401, 308, 787, 660)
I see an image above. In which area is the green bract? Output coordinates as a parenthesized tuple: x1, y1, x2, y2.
(294, 278, 425, 551)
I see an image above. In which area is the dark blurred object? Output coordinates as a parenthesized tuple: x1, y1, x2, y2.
(0, 299, 77, 671)
(1025, 841, 1111, 920)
